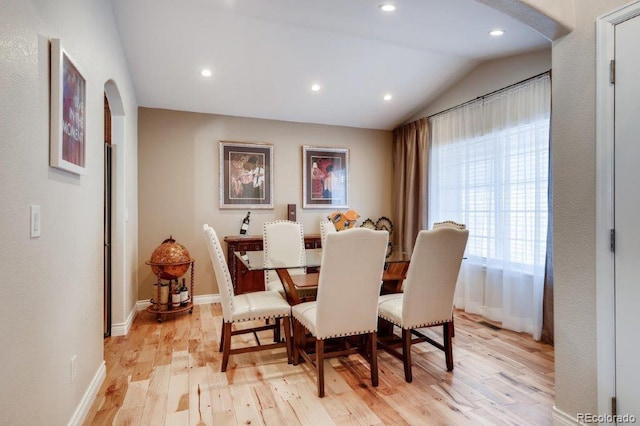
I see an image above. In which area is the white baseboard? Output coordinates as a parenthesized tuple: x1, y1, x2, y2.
(193, 293, 221, 305)
(68, 361, 106, 426)
(553, 406, 579, 425)
(110, 294, 221, 338)
(110, 304, 138, 337)
(136, 293, 220, 311)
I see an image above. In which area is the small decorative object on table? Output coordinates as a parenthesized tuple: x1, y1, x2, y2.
(240, 211, 251, 235)
(327, 209, 360, 231)
(145, 236, 195, 322)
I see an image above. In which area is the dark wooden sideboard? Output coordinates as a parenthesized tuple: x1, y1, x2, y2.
(223, 234, 321, 294)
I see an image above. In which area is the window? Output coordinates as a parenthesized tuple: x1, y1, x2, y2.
(429, 73, 550, 339)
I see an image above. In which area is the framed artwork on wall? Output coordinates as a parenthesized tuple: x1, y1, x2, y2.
(219, 141, 274, 209)
(302, 146, 349, 209)
(50, 39, 87, 175)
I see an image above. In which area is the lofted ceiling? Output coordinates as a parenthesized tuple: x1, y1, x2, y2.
(110, 0, 550, 130)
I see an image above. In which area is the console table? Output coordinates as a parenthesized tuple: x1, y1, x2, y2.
(223, 234, 321, 294)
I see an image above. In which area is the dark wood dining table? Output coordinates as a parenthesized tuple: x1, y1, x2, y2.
(235, 248, 411, 305)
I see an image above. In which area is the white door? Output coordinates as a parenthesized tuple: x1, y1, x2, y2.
(614, 13, 640, 419)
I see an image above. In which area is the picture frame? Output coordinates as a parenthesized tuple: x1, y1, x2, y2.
(219, 141, 274, 209)
(50, 39, 87, 175)
(302, 146, 349, 209)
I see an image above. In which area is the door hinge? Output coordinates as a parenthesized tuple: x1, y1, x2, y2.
(610, 229, 615, 252)
(612, 396, 617, 416)
(610, 59, 616, 84)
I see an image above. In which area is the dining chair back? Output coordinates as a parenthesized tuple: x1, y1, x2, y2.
(431, 220, 466, 336)
(203, 224, 292, 371)
(319, 219, 337, 247)
(433, 220, 466, 230)
(315, 228, 388, 339)
(203, 224, 235, 322)
(263, 220, 306, 291)
(292, 227, 388, 397)
(402, 228, 469, 328)
(377, 227, 468, 382)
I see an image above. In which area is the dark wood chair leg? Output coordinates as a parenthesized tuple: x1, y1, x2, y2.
(219, 321, 225, 353)
(221, 322, 232, 372)
(316, 339, 325, 397)
(274, 318, 281, 343)
(282, 317, 292, 364)
(370, 332, 379, 387)
(402, 328, 413, 383)
(444, 322, 454, 371)
(292, 319, 300, 366)
(451, 316, 455, 337)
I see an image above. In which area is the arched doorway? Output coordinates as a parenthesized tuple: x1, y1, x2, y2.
(103, 80, 125, 337)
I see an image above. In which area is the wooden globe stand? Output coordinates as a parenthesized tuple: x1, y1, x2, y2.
(145, 260, 195, 322)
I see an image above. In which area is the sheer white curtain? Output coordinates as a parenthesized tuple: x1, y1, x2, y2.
(429, 74, 550, 340)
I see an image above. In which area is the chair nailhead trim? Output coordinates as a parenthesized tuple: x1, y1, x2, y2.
(295, 315, 375, 339)
(207, 228, 236, 314)
(225, 313, 290, 323)
(378, 313, 451, 330)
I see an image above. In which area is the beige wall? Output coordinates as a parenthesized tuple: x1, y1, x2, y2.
(551, 0, 629, 419)
(138, 108, 393, 299)
(411, 48, 551, 120)
(0, 0, 138, 424)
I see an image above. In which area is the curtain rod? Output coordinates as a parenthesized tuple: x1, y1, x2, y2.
(427, 69, 551, 120)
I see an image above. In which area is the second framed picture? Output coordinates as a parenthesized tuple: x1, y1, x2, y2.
(302, 146, 349, 209)
(50, 38, 87, 175)
(219, 141, 274, 209)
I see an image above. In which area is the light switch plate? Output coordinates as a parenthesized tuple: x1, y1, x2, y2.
(30, 205, 41, 238)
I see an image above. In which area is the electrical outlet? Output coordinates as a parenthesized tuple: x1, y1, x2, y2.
(70, 355, 77, 383)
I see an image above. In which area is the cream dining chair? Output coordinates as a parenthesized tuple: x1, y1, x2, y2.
(263, 220, 308, 342)
(432, 220, 466, 337)
(433, 220, 466, 230)
(319, 219, 337, 247)
(377, 227, 468, 382)
(263, 220, 310, 299)
(292, 228, 389, 397)
(203, 224, 292, 371)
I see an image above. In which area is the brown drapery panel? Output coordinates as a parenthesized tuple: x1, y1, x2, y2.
(392, 117, 430, 254)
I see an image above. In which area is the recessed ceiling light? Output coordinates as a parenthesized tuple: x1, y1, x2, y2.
(379, 3, 396, 12)
(311, 84, 321, 92)
(489, 29, 505, 36)
(383, 94, 392, 101)
(201, 69, 212, 77)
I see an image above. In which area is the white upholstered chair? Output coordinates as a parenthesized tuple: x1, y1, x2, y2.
(377, 227, 468, 382)
(433, 220, 466, 230)
(319, 219, 337, 247)
(263, 220, 308, 298)
(292, 228, 389, 397)
(203, 224, 292, 372)
(432, 220, 466, 337)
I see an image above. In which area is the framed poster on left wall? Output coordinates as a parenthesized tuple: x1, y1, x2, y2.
(219, 141, 274, 209)
(50, 39, 87, 175)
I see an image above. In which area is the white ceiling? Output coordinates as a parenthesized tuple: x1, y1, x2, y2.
(110, 0, 550, 130)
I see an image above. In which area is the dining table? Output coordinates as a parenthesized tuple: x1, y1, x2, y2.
(235, 248, 411, 305)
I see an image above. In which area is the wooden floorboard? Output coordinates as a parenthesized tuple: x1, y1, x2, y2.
(84, 307, 554, 425)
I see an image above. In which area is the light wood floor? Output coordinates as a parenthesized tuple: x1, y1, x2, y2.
(84, 304, 554, 425)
